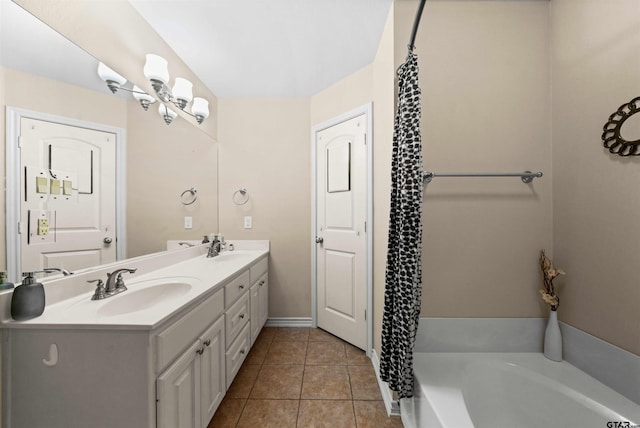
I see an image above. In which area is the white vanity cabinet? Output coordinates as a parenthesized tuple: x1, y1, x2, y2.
(156, 315, 225, 428)
(2, 251, 269, 428)
(250, 272, 269, 345)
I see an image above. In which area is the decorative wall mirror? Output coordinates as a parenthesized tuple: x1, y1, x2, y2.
(602, 96, 640, 156)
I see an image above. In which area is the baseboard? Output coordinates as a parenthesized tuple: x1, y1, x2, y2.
(370, 349, 401, 417)
(265, 317, 313, 327)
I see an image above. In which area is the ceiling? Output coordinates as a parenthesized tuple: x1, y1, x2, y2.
(128, 0, 393, 98)
(1, 0, 393, 99)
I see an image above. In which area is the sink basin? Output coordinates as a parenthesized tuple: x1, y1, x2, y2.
(97, 282, 192, 317)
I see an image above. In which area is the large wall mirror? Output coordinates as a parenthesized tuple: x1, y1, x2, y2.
(1, 0, 219, 282)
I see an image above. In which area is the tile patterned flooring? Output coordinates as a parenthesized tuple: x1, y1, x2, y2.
(208, 327, 404, 428)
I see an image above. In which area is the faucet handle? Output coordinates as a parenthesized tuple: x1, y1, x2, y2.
(88, 279, 107, 300)
(115, 274, 127, 292)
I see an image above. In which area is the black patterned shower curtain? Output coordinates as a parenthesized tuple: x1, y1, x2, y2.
(379, 52, 423, 399)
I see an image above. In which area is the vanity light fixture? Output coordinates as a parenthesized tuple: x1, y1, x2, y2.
(97, 62, 157, 111)
(97, 58, 209, 125)
(143, 54, 210, 124)
(158, 104, 177, 125)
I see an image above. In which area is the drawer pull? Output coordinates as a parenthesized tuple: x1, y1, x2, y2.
(203, 339, 211, 347)
(239, 313, 245, 319)
(259, 280, 265, 286)
(240, 348, 246, 355)
(239, 284, 245, 290)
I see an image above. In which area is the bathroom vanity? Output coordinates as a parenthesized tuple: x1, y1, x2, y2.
(1, 242, 269, 428)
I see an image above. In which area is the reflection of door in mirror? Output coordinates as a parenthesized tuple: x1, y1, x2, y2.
(20, 117, 116, 273)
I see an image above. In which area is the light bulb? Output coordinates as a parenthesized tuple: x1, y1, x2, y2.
(143, 54, 170, 84)
(158, 104, 177, 125)
(97, 62, 126, 93)
(172, 78, 193, 109)
(132, 85, 156, 110)
(191, 97, 209, 124)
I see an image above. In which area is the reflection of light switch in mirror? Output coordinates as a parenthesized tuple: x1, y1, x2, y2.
(37, 218, 49, 236)
(36, 176, 48, 194)
(50, 179, 61, 195)
(63, 180, 72, 195)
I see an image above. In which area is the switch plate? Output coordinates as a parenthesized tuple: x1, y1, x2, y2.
(184, 216, 193, 229)
(37, 218, 49, 236)
(244, 216, 252, 229)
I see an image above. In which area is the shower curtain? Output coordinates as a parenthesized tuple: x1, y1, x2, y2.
(379, 52, 423, 399)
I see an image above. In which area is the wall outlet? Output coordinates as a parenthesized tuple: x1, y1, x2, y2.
(244, 216, 253, 229)
(184, 216, 193, 229)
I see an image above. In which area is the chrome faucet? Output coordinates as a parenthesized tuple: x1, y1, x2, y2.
(207, 234, 224, 258)
(43, 267, 74, 276)
(105, 268, 137, 295)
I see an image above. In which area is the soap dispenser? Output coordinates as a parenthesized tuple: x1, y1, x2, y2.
(11, 271, 46, 321)
(0, 272, 14, 291)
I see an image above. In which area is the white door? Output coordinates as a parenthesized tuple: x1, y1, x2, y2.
(20, 118, 117, 273)
(199, 317, 225, 426)
(316, 114, 368, 350)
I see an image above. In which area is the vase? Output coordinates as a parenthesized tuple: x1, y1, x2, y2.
(544, 310, 562, 361)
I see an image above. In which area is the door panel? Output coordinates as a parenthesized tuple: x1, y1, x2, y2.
(20, 118, 117, 273)
(316, 114, 367, 350)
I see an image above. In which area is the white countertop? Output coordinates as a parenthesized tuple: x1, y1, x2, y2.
(2, 248, 268, 331)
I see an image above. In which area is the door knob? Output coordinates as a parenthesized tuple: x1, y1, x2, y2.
(103, 237, 113, 244)
(315, 236, 324, 244)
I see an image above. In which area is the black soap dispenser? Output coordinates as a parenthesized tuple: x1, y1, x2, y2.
(11, 271, 46, 321)
(0, 272, 14, 291)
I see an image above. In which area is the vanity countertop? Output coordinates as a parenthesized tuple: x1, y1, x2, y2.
(1, 247, 268, 331)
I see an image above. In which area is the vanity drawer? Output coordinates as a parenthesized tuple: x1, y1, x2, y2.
(225, 292, 250, 347)
(250, 256, 268, 284)
(224, 270, 250, 308)
(156, 289, 224, 372)
(225, 323, 251, 389)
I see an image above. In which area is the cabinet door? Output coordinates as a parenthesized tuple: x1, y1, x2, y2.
(200, 316, 226, 426)
(250, 281, 260, 345)
(157, 341, 201, 428)
(258, 274, 269, 329)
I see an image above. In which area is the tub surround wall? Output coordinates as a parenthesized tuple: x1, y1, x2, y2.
(551, 0, 640, 356)
(395, 0, 554, 321)
(414, 317, 640, 406)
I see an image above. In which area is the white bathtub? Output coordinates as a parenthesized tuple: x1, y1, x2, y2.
(400, 353, 640, 428)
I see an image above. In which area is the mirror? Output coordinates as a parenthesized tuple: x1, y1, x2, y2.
(1, 1, 219, 282)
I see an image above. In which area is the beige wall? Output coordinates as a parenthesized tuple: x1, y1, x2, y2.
(218, 98, 311, 318)
(395, 1, 553, 319)
(551, 0, 640, 355)
(126, 99, 218, 258)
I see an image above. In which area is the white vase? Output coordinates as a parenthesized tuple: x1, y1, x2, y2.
(544, 310, 562, 361)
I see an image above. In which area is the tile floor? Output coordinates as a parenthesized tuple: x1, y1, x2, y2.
(208, 327, 404, 428)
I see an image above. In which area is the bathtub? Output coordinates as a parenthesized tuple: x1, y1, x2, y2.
(400, 353, 640, 428)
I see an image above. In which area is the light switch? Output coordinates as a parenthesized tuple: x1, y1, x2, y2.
(36, 177, 48, 194)
(50, 179, 61, 195)
(184, 216, 193, 229)
(63, 180, 73, 196)
(244, 216, 252, 229)
(37, 218, 49, 236)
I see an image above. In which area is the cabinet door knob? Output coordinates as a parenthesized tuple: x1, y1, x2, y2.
(240, 349, 246, 355)
(196, 346, 205, 355)
(203, 339, 211, 347)
(239, 313, 245, 319)
(239, 284, 245, 290)
(259, 280, 265, 286)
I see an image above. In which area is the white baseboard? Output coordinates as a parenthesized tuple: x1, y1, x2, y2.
(265, 317, 313, 327)
(370, 349, 401, 417)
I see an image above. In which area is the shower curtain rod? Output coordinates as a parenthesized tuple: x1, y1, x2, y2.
(423, 171, 543, 184)
(407, 0, 427, 55)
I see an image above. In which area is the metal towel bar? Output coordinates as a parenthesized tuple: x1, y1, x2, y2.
(423, 170, 543, 184)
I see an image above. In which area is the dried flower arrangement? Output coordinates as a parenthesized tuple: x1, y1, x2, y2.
(539, 250, 565, 311)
